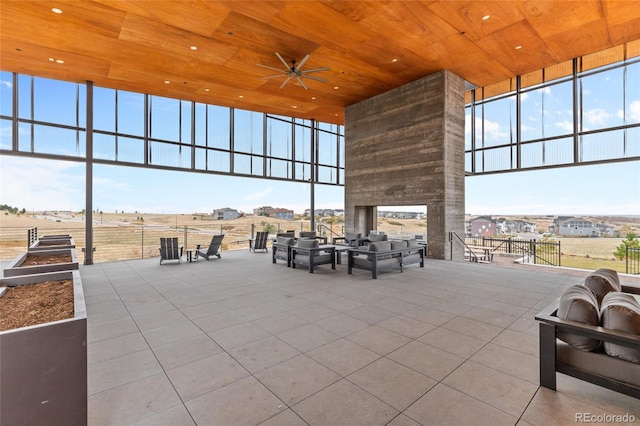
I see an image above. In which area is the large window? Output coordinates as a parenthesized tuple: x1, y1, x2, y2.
(0, 73, 344, 186)
(466, 53, 640, 174)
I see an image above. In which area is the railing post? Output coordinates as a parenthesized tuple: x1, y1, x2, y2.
(251, 223, 255, 239)
(627, 244, 629, 274)
(184, 225, 188, 250)
(141, 225, 144, 259)
(558, 240, 561, 267)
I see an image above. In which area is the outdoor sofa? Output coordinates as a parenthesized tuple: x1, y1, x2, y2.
(535, 268, 640, 399)
(347, 239, 424, 279)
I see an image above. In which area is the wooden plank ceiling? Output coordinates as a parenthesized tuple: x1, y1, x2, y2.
(1, 0, 639, 124)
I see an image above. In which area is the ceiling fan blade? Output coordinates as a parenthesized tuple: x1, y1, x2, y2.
(280, 75, 292, 89)
(295, 76, 308, 90)
(256, 63, 287, 72)
(275, 52, 290, 69)
(295, 54, 310, 71)
(300, 67, 331, 73)
(261, 73, 289, 79)
(300, 74, 326, 83)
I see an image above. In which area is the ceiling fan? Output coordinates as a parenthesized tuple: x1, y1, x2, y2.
(256, 52, 330, 90)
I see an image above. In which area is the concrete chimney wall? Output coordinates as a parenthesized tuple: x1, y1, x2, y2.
(344, 70, 465, 260)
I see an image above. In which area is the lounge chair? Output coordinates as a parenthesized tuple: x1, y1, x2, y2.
(251, 231, 269, 253)
(159, 237, 183, 265)
(197, 234, 224, 260)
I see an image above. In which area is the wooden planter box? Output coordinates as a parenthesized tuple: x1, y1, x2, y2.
(28, 237, 76, 252)
(3, 249, 79, 277)
(0, 270, 87, 425)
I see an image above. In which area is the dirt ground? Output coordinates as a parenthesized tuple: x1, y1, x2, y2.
(21, 253, 73, 266)
(0, 280, 74, 331)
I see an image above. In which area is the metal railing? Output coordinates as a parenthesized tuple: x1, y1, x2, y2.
(1, 221, 345, 264)
(627, 246, 640, 275)
(466, 236, 561, 266)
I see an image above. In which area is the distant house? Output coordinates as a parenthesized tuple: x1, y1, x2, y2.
(254, 206, 273, 217)
(212, 208, 240, 220)
(269, 208, 294, 220)
(553, 216, 596, 236)
(467, 216, 497, 238)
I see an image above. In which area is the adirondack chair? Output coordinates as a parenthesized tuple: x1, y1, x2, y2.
(197, 234, 225, 260)
(159, 237, 183, 264)
(251, 231, 269, 253)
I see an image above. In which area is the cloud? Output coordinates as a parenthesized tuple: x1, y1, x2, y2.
(0, 156, 84, 210)
(630, 100, 640, 122)
(584, 108, 610, 127)
(554, 120, 573, 132)
(520, 93, 529, 101)
(243, 186, 273, 201)
(1, 80, 11, 89)
(464, 116, 508, 141)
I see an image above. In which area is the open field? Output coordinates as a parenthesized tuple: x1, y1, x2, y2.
(1, 211, 638, 274)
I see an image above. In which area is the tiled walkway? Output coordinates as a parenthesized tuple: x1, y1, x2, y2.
(82, 251, 640, 425)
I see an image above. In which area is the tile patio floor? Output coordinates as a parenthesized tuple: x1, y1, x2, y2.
(82, 250, 640, 425)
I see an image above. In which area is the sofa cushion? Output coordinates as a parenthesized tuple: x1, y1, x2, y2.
(345, 232, 361, 241)
(297, 239, 319, 249)
(600, 292, 640, 363)
(368, 233, 387, 242)
(584, 268, 621, 305)
(276, 236, 294, 246)
(299, 231, 316, 238)
(406, 239, 419, 248)
(556, 285, 601, 351)
(391, 241, 408, 250)
(369, 241, 392, 252)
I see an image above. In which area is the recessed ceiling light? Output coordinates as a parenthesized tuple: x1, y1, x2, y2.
(164, 80, 170, 84)
(482, 15, 490, 20)
(238, 95, 244, 98)
(49, 57, 54, 62)
(55, 59, 64, 64)
(333, 86, 339, 90)
(311, 96, 316, 100)
(190, 46, 197, 51)
(515, 45, 522, 50)
(334, 113, 338, 116)
(51, 8, 62, 14)
(291, 105, 298, 109)
(204, 88, 210, 92)
(391, 58, 398, 63)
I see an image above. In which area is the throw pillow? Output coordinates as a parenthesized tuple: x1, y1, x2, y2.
(556, 285, 601, 351)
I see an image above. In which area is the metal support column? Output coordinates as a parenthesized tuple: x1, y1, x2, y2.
(310, 119, 316, 231)
(85, 80, 94, 265)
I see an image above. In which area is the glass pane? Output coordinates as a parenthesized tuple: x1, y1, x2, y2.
(267, 158, 291, 179)
(17, 75, 31, 119)
(480, 97, 515, 148)
(580, 130, 625, 162)
(267, 116, 292, 159)
(626, 62, 640, 124)
(117, 136, 145, 163)
(94, 133, 116, 160)
(580, 67, 624, 131)
(207, 149, 230, 172)
(207, 105, 230, 149)
(338, 135, 345, 168)
(34, 124, 82, 157)
(317, 130, 337, 166)
(474, 146, 512, 172)
(150, 95, 180, 141)
(294, 123, 311, 161)
(194, 103, 206, 147)
(34, 77, 79, 127)
(295, 162, 311, 181)
(117, 91, 144, 136)
(94, 87, 116, 132)
(194, 147, 206, 169)
(234, 109, 263, 154)
(626, 127, 640, 157)
(465, 152, 472, 173)
(317, 165, 336, 183)
(149, 141, 190, 168)
(520, 82, 573, 141)
(18, 122, 31, 151)
(234, 153, 263, 175)
(0, 118, 11, 149)
(181, 100, 192, 143)
(1, 72, 12, 116)
(521, 137, 573, 168)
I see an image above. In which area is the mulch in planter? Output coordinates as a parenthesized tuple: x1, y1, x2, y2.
(21, 254, 73, 266)
(0, 280, 74, 331)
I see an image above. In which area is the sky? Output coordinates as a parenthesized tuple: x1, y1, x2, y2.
(1, 155, 638, 216)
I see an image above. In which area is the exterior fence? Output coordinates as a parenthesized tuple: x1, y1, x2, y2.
(0, 221, 341, 265)
(465, 237, 561, 267)
(627, 246, 640, 275)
